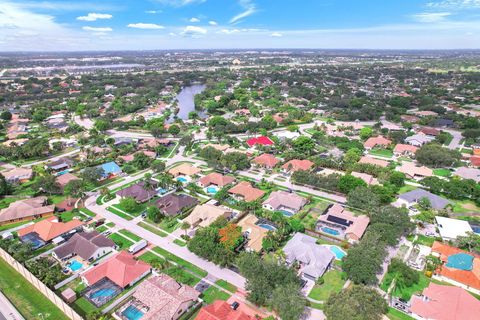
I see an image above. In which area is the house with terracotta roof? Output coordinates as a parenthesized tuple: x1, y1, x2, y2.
(431, 242, 480, 294)
(410, 283, 480, 320)
(470, 156, 480, 168)
(116, 274, 199, 320)
(228, 181, 265, 202)
(18, 216, 84, 244)
(246, 136, 274, 148)
(155, 194, 199, 217)
(252, 153, 280, 169)
(82, 251, 151, 289)
(351, 172, 379, 185)
(237, 214, 269, 252)
(393, 144, 418, 157)
(397, 162, 433, 180)
(358, 156, 390, 168)
(198, 173, 235, 188)
(56, 173, 80, 188)
(316, 204, 370, 242)
(0, 196, 55, 226)
(168, 163, 202, 177)
(281, 159, 314, 173)
(415, 110, 438, 117)
(183, 204, 232, 229)
(2, 167, 33, 184)
(195, 300, 258, 320)
(419, 127, 441, 137)
(363, 136, 392, 150)
(53, 231, 115, 262)
(262, 191, 307, 215)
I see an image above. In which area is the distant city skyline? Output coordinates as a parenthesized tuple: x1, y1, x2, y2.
(0, 0, 479, 51)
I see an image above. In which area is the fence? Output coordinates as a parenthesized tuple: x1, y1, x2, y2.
(0, 248, 83, 320)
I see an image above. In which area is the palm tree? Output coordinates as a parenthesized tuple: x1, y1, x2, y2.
(181, 222, 191, 236)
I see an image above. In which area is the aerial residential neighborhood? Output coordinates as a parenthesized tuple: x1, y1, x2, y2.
(0, 1, 480, 320)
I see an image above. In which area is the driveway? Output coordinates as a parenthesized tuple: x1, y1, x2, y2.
(443, 129, 463, 150)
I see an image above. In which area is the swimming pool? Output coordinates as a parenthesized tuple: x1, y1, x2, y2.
(206, 186, 218, 194)
(90, 288, 118, 299)
(177, 176, 188, 183)
(68, 259, 83, 272)
(258, 223, 277, 231)
(321, 227, 340, 236)
(157, 188, 167, 195)
(446, 253, 474, 270)
(278, 210, 293, 217)
(472, 225, 480, 234)
(122, 305, 144, 320)
(328, 245, 347, 260)
(56, 170, 69, 176)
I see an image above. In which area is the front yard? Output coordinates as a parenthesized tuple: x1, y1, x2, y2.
(308, 270, 346, 302)
(200, 286, 231, 304)
(108, 233, 134, 250)
(369, 148, 394, 158)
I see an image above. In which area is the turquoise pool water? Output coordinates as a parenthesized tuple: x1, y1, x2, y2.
(177, 177, 188, 183)
(258, 223, 277, 231)
(91, 288, 117, 298)
(68, 259, 83, 272)
(56, 170, 69, 176)
(446, 253, 474, 270)
(321, 227, 340, 236)
(278, 210, 293, 217)
(206, 186, 218, 194)
(122, 305, 144, 320)
(329, 246, 347, 260)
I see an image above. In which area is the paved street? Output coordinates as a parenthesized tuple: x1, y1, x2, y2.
(0, 291, 24, 320)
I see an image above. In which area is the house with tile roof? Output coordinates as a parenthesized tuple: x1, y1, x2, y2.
(454, 167, 480, 183)
(168, 163, 202, 177)
(351, 172, 379, 185)
(195, 300, 258, 320)
(281, 159, 314, 173)
(18, 216, 84, 243)
(410, 283, 480, 320)
(358, 156, 390, 168)
(82, 251, 151, 289)
(397, 162, 433, 180)
(155, 194, 199, 217)
(2, 167, 33, 184)
(0, 196, 55, 226)
(117, 274, 200, 320)
(363, 136, 392, 150)
(55, 173, 80, 189)
(53, 231, 115, 262)
(183, 204, 232, 229)
(198, 173, 235, 188)
(316, 204, 370, 242)
(393, 144, 418, 157)
(228, 181, 265, 202)
(419, 127, 441, 137)
(246, 136, 274, 148)
(116, 181, 158, 203)
(237, 215, 269, 252)
(252, 153, 280, 169)
(262, 190, 307, 215)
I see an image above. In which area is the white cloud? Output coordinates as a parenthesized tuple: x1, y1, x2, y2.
(127, 23, 164, 29)
(17, 1, 118, 11)
(411, 12, 451, 23)
(230, 0, 257, 24)
(189, 17, 200, 22)
(270, 32, 282, 37)
(209, 20, 218, 25)
(218, 29, 240, 34)
(82, 26, 113, 32)
(181, 25, 207, 36)
(426, 0, 480, 9)
(153, 0, 206, 7)
(145, 10, 162, 14)
(77, 13, 112, 21)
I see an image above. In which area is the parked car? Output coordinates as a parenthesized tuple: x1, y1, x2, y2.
(231, 302, 239, 310)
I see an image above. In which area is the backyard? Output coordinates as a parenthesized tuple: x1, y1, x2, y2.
(381, 270, 431, 301)
(369, 148, 394, 158)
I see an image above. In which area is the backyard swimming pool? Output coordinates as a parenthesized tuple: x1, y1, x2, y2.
(206, 186, 218, 194)
(327, 245, 347, 260)
(258, 223, 277, 231)
(90, 288, 118, 299)
(68, 259, 84, 272)
(122, 305, 144, 320)
(321, 227, 340, 236)
(56, 170, 69, 176)
(177, 176, 188, 183)
(278, 210, 293, 217)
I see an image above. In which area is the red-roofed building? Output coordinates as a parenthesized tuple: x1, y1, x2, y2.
(470, 156, 480, 168)
(198, 173, 235, 188)
(17, 216, 84, 242)
(393, 144, 418, 157)
(82, 251, 151, 288)
(363, 136, 392, 150)
(281, 159, 314, 173)
(410, 283, 480, 320)
(419, 127, 441, 137)
(246, 136, 274, 148)
(195, 300, 258, 320)
(252, 153, 280, 169)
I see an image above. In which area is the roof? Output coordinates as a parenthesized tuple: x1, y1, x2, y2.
(18, 216, 84, 242)
(410, 283, 480, 320)
(195, 300, 257, 320)
(420, 127, 441, 136)
(283, 232, 335, 279)
(318, 204, 370, 240)
(351, 172, 379, 185)
(99, 162, 122, 176)
(454, 167, 480, 182)
(405, 134, 434, 145)
(358, 156, 389, 168)
(470, 156, 480, 167)
(2, 167, 33, 181)
(431, 242, 480, 290)
(133, 274, 200, 320)
(237, 215, 268, 252)
(252, 153, 280, 168)
(228, 181, 265, 202)
(397, 162, 433, 178)
(183, 204, 230, 228)
(46, 157, 74, 169)
(281, 159, 314, 172)
(116, 181, 157, 203)
(155, 193, 199, 216)
(56, 173, 80, 187)
(435, 216, 473, 240)
(168, 163, 202, 176)
(363, 136, 392, 149)
(393, 144, 418, 154)
(246, 136, 274, 147)
(0, 197, 55, 223)
(263, 191, 307, 212)
(199, 173, 235, 187)
(82, 251, 150, 288)
(53, 231, 115, 260)
(399, 188, 452, 210)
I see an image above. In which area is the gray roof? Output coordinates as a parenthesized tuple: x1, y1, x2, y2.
(283, 233, 335, 279)
(53, 231, 115, 260)
(399, 188, 452, 210)
(155, 193, 199, 216)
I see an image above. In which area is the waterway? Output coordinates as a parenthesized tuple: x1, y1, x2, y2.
(170, 84, 206, 121)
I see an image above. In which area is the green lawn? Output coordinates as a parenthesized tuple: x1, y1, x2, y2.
(0, 258, 70, 320)
(398, 185, 417, 194)
(452, 200, 480, 214)
(201, 286, 231, 304)
(387, 307, 415, 320)
(215, 279, 237, 293)
(414, 235, 435, 247)
(96, 225, 108, 233)
(381, 271, 430, 301)
(308, 270, 346, 302)
(433, 168, 451, 177)
(369, 148, 394, 158)
(59, 210, 82, 222)
(174, 239, 187, 246)
(112, 202, 146, 217)
(152, 247, 208, 277)
(79, 208, 96, 217)
(138, 222, 168, 237)
(108, 233, 134, 250)
(71, 297, 97, 317)
(0, 220, 31, 232)
(164, 266, 201, 287)
(138, 251, 164, 264)
(118, 229, 142, 242)
(106, 206, 133, 220)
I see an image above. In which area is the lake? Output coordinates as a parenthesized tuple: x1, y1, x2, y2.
(170, 84, 206, 121)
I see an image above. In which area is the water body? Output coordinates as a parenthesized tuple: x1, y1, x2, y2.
(170, 84, 206, 122)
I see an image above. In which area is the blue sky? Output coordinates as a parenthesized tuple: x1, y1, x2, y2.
(0, 0, 479, 51)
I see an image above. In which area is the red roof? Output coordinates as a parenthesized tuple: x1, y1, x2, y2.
(82, 251, 150, 288)
(411, 283, 480, 320)
(18, 216, 84, 242)
(363, 136, 392, 149)
(246, 136, 274, 147)
(252, 153, 280, 168)
(470, 156, 480, 167)
(282, 159, 314, 172)
(195, 301, 257, 320)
